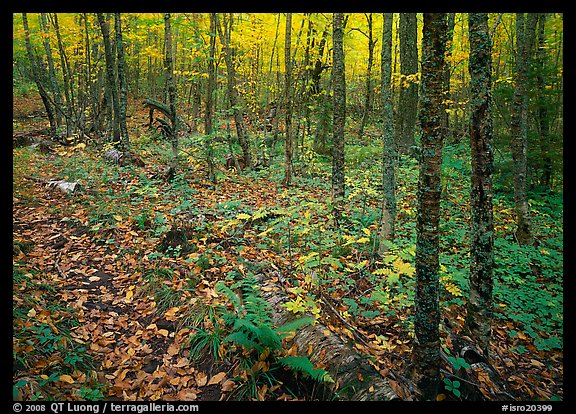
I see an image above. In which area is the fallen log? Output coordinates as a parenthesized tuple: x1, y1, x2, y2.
(255, 271, 401, 401)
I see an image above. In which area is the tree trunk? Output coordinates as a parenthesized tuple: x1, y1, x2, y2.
(97, 13, 121, 143)
(332, 13, 346, 225)
(510, 13, 537, 245)
(465, 12, 495, 359)
(216, 13, 253, 170)
(283, 13, 294, 187)
(204, 13, 217, 184)
(255, 272, 400, 401)
(443, 13, 456, 142)
(164, 13, 179, 175)
(396, 13, 419, 156)
(39, 13, 63, 129)
(21, 13, 57, 133)
(378, 13, 397, 255)
(52, 13, 76, 137)
(535, 13, 552, 189)
(410, 12, 447, 401)
(358, 13, 375, 142)
(115, 13, 130, 152)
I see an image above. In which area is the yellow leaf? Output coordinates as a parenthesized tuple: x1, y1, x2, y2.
(113, 215, 123, 222)
(40, 374, 49, 380)
(27, 308, 36, 317)
(59, 374, 75, 384)
(126, 289, 134, 301)
(356, 237, 370, 244)
(236, 213, 251, 220)
(362, 228, 371, 236)
(158, 329, 169, 337)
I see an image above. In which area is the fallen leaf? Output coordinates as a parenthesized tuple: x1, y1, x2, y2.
(59, 374, 75, 384)
(221, 379, 236, 392)
(196, 372, 207, 387)
(208, 372, 226, 385)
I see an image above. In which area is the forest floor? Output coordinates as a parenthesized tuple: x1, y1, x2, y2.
(12, 93, 563, 402)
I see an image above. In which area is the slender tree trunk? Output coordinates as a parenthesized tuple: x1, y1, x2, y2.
(204, 13, 217, 184)
(378, 13, 397, 255)
(411, 12, 447, 401)
(283, 13, 294, 187)
(115, 13, 130, 152)
(536, 13, 552, 189)
(39, 13, 63, 129)
(510, 13, 537, 245)
(332, 13, 346, 225)
(164, 13, 179, 175)
(443, 13, 456, 142)
(358, 13, 375, 142)
(465, 13, 495, 358)
(22, 13, 57, 132)
(396, 13, 419, 156)
(52, 13, 75, 136)
(97, 13, 121, 143)
(216, 13, 253, 170)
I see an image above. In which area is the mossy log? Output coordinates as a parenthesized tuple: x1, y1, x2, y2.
(255, 272, 400, 401)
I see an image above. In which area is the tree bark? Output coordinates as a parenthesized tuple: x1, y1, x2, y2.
(443, 13, 456, 142)
(396, 13, 419, 156)
(465, 12, 495, 359)
(378, 13, 397, 255)
(411, 12, 447, 401)
(332, 13, 346, 225)
(255, 272, 400, 401)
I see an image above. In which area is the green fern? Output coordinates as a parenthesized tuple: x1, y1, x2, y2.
(278, 356, 335, 383)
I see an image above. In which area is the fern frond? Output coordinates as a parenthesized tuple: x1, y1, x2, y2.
(224, 331, 261, 353)
(278, 356, 334, 383)
(275, 317, 314, 338)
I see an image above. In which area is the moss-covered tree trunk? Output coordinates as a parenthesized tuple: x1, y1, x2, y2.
(536, 13, 552, 189)
(378, 13, 397, 254)
(396, 13, 419, 156)
(465, 12, 495, 359)
(332, 13, 346, 225)
(411, 12, 447, 401)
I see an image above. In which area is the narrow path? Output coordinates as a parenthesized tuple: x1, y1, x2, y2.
(13, 178, 225, 401)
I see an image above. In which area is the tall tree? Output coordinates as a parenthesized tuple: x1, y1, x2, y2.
(357, 13, 376, 141)
(21, 13, 57, 133)
(283, 13, 294, 186)
(378, 12, 397, 254)
(411, 12, 447, 400)
(332, 13, 346, 225)
(396, 13, 419, 155)
(443, 13, 456, 141)
(53, 13, 76, 136)
(97, 13, 121, 143)
(510, 13, 537, 245)
(535, 13, 552, 189)
(465, 12, 495, 358)
(216, 13, 253, 170)
(204, 13, 218, 184)
(115, 13, 130, 152)
(39, 13, 63, 128)
(164, 13, 179, 176)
